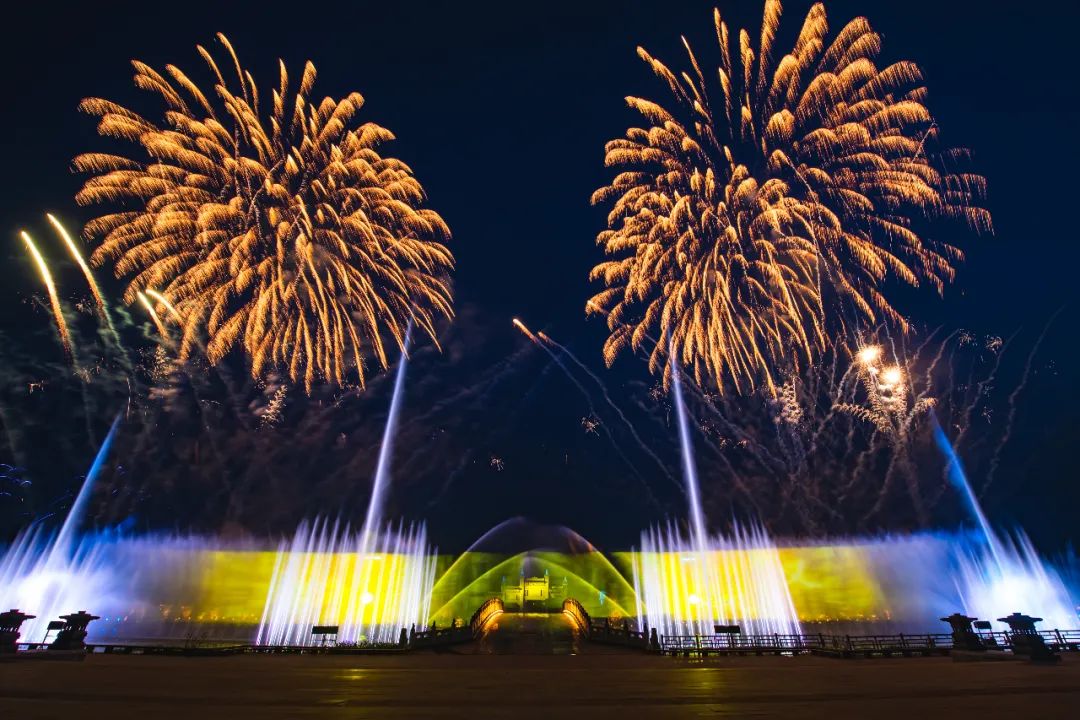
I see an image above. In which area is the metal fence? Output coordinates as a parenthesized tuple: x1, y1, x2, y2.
(657, 629, 1080, 657)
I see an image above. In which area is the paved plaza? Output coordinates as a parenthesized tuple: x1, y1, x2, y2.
(3, 648, 1079, 719)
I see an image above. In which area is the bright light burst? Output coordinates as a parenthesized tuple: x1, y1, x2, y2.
(857, 345, 882, 366)
(835, 345, 933, 440)
(880, 365, 904, 389)
(588, 1, 991, 393)
(75, 34, 454, 392)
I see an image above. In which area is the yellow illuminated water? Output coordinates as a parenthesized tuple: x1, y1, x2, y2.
(129, 544, 888, 627)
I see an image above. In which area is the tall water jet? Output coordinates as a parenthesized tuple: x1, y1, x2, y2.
(932, 414, 1076, 629)
(254, 330, 438, 646)
(362, 327, 412, 539)
(932, 414, 993, 542)
(635, 522, 802, 638)
(51, 415, 122, 561)
(0, 414, 122, 640)
(669, 356, 708, 551)
(658, 356, 801, 637)
(256, 519, 435, 646)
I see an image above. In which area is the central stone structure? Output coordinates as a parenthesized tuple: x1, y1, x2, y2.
(501, 572, 570, 611)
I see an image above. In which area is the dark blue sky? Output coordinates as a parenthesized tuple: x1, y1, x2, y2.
(1, 1, 1077, 551)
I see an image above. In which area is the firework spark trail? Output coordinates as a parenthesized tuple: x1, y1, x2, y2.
(587, 298, 788, 479)
(536, 330, 679, 490)
(662, 370, 774, 521)
(46, 214, 114, 331)
(909, 328, 948, 406)
(677, 352, 810, 534)
(589, 0, 990, 393)
(400, 345, 531, 430)
(883, 336, 942, 518)
(512, 319, 663, 505)
(775, 350, 852, 518)
(422, 359, 567, 511)
(871, 331, 950, 513)
(806, 347, 857, 459)
(984, 309, 1063, 496)
(20, 231, 72, 362)
(513, 319, 599, 413)
(328, 339, 538, 480)
(632, 317, 791, 472)
(144, 290, 183, 324)
(511, 318, 536, 342)
(944, 330, 1017, 495)
(384, 345, 545, 492)
(684, 382, 788, 471)
(833, 336, 936, 524)
(18, 222, 110, 449)
(76, 33, 454, 393)
(136, 291, 170, 343)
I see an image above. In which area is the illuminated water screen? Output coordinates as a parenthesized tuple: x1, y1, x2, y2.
(257, 519, 436, 645)
(633, 523, 801, 638)
(3, 522, 1075, 642)
(1, 354, 1075, 644)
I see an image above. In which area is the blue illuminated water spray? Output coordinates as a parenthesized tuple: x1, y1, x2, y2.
(669, 356, 708, 551)
(361, 324, 412, 539)
(930, 411, 994, 546)
(50, 413, 122, 563)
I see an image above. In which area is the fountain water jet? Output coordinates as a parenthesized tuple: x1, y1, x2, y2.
(0, 414, 122, 641)
(634, 522, 802, 638)
(933, 414, 1076, 629)
(360, 328, 412, 541)
(654, 357, 802, 637)
(256, 519, 435, 646)
(50, 414, 122, 561)
(256, 332, 438, 645)
(669, 357, 708, 550)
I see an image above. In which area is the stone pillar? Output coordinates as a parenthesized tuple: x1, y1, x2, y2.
(0, 609, 36, 654)
(48, 611, 100, 653)
(940, 613, 986, 653)
(997, 613, 1059, 663)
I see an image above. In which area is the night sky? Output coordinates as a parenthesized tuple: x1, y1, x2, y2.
(1, 1, 1077, 552)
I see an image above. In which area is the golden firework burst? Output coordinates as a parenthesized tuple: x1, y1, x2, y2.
(76, 34, 454, 391)
(588, 1, 990, 393)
